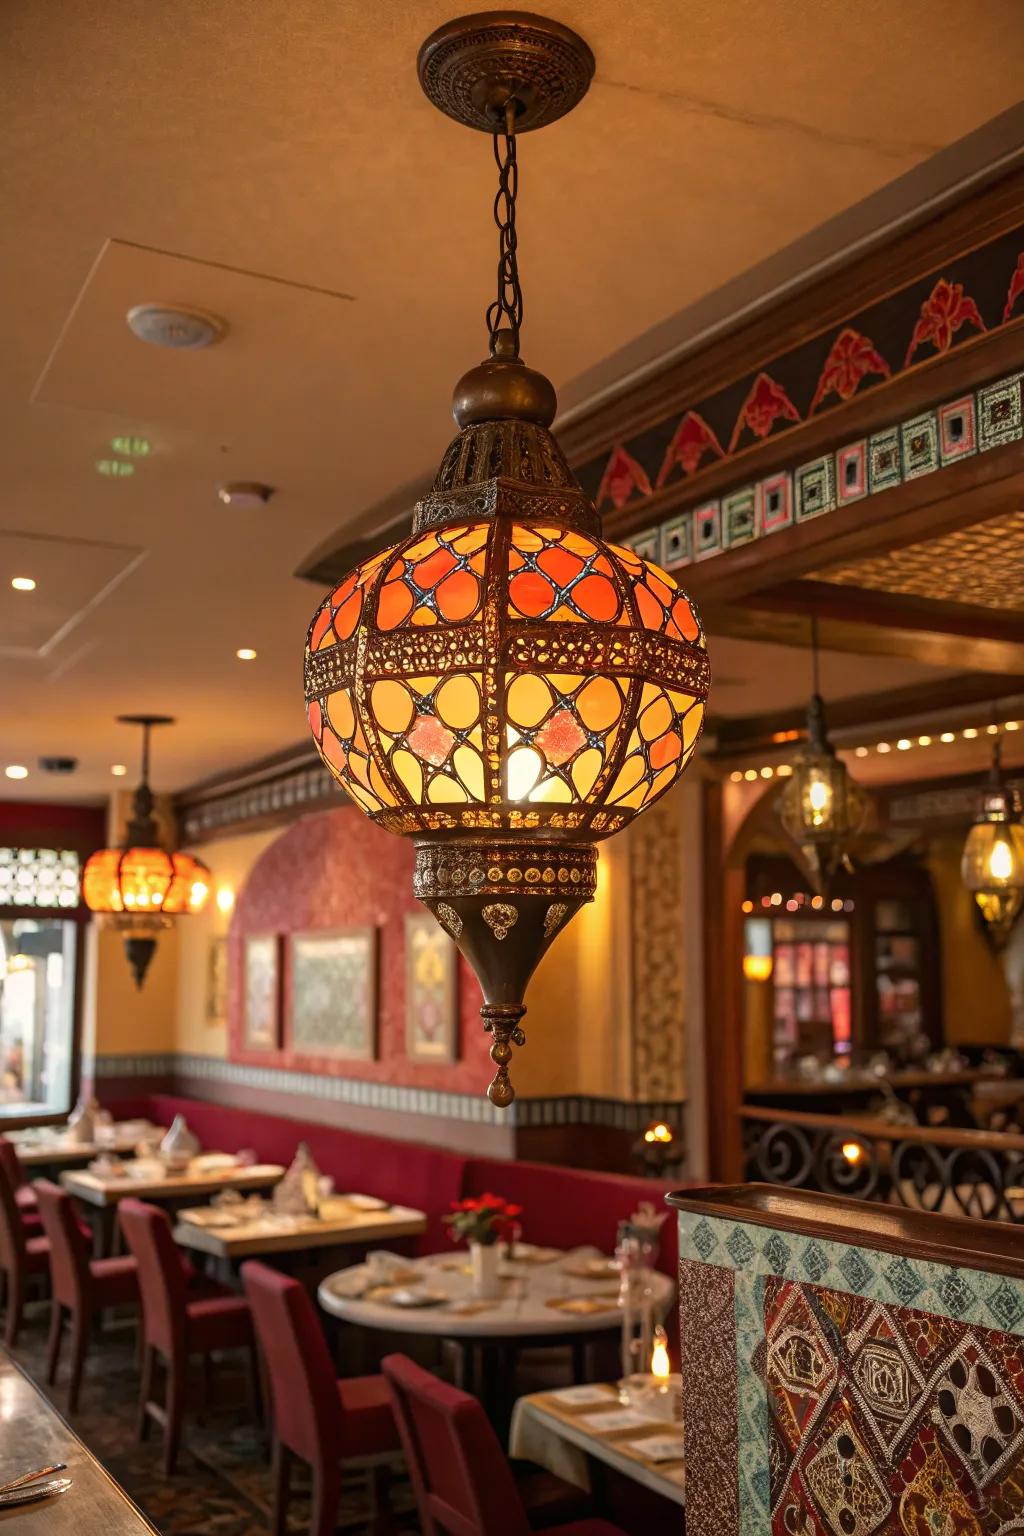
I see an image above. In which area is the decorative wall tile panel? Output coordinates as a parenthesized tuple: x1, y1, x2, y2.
(867, 428, 902, 494)
(660, 513, 692, 570)
(756, 471, 794, 535)
(938, 394, 977, 463)
(693, 501, 722, 561)
(900, 410, 939, 479)
(835, 441, 867, 506)
(978, 374, 1023, 452)
(723, 487, 757, 548)
(794, 456, 836, 521)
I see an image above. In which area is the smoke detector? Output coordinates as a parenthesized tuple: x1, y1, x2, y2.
(126, 304, 226, 350)
(218, 482, 275, 508)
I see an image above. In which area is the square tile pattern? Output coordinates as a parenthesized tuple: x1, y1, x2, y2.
(795, 456, 836, 521)
(677, 1208, 1024, 1536)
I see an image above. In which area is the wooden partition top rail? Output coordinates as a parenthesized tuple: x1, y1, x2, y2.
(667, 1183, 1024, 1280)
(739, 1103, 1024, 1155)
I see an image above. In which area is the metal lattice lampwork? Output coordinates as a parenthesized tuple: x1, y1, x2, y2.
(303, 14, 710, 1106)
(961, 735, 1024, 948)
(83, 716, 211, 987)
(777, 622, 866, 893)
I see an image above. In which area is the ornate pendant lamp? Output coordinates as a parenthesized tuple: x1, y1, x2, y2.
(961, 733, 1024, 947)
(303, 13, 710, 1106)
(83, 716, 211, 988)
(777, 619, 865, 893)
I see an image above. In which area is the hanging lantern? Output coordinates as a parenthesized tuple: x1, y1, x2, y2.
(777, 621, 865, 893)
(961, 735, 1024, 947)
(83, 716, 211, 987)
(303, 14, 710, 1106)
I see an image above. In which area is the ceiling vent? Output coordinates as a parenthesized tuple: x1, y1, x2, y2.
(126, 304, 226, 350)
(39, 756, 78, 774)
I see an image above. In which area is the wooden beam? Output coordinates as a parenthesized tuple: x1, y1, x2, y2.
(562, 167, 1024, 469)
(705, 601, 1024, 675)
(748, 581, 1024, 645)
(712, 673, 1024, 754)
(686, 451, 1024, 607)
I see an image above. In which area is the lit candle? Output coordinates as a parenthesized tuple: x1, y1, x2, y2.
(650, 1324, 670, 1390)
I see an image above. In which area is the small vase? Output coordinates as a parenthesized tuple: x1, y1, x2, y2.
(470, 1241, 501, 1300)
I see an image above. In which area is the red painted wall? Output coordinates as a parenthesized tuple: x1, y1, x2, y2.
(227, 808, 489, 1092)
(0, 800, 106, 858)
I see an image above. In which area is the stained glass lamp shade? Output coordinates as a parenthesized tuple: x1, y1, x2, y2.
(777, 693, 866, 894)
(306, 393, 708, 1105)
(83, 716, 211, 987)
(961, 739, 1024, 947)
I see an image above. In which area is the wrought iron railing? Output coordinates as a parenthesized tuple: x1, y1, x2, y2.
(742, 1106, 1024, 1223)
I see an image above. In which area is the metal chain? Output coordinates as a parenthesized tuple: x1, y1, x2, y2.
(486, 100, 523, 356)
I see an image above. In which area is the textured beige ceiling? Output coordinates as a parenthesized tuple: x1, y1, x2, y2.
(1, 0, 1022, 801)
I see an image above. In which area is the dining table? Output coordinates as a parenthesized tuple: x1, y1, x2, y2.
(60, 1157, 286, 1253)
(9, 1120, 164, 1169)
(0, 1345, 159, 1531)
(173, 1193, 427, 1269)
(318, 1244, 674, 1404)
(510, 1381, 684, 1508)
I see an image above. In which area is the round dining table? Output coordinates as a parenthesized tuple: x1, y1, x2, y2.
(318, 1246, 674, 1406)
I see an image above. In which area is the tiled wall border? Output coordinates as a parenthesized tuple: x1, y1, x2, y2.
(86, 1051, 683, 1134)
(624, 370, 1023, 571)
(677, 1208, 1024, 1535)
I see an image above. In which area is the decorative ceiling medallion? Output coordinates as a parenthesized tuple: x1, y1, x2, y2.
(303, 13, 709, 1105)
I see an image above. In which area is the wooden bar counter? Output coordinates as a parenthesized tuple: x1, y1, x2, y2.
(0, 1347, 158, 1532)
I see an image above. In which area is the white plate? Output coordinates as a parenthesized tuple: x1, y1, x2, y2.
(389, 1288, 448, 1309)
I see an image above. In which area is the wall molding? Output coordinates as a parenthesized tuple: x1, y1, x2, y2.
(86, 1051, 684, 1134)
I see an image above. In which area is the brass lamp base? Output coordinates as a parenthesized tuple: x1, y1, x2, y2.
(418, 12, 595, 133)
(414, 838, 597, 1104)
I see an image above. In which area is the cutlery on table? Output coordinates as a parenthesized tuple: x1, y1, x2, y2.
(0, 1463, 66, 1496)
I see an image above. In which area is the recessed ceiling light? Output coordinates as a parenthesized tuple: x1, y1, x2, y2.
(4, 765, 28, 780)
(218, 482, 275, 508)
(854, 746, 869, 758)
(729, 770, 743, 782)
(760, 766, 774, 778)
(96, 458, 134, 478)
(917, 735, 932, 746)
(986, 723, 1000, 735)
(111, 763, 128, 777)
(236, 647, 257, 661)
(1006, 721, 1021, 732)
(963, 727, 979, 739)
(11, 576, 35, 591)
(896, 739, 912, 750)
(940, 732, 955, 743)
(126, 304, 226, 350)
(877, 742, 891, 753)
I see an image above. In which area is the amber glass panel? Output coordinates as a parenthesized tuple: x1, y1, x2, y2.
(507, 526, 626, 624)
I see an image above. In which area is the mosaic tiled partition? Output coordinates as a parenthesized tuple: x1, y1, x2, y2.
(670, 1186, 1024, 1536)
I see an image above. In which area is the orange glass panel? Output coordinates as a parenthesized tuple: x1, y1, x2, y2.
(506, 673, 553, 729)
(509, 571, 554, 618)
(307, 699, 322, 740)
(571, 573, 619, 621)
(435, 674, 481, 730)
(164, 854, 211, 915)
(576, 677, 623, 733)
(370, 680, 415, 735)
(333, 589, 363, 641)
(377, 581, 415, 630)
(536, 548, 586, 585)
(434, 568, 479, 621)
(327, 690, 355, 741)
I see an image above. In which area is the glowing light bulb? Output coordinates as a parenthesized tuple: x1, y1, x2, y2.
(216, 887, 235, 914)
(11, 577, 35, 592)
(842, 1141, 863, 1165)
(650, 1325, 671, 1384)
(989, 838, 1015, 883)
(507, 745, 542, 801)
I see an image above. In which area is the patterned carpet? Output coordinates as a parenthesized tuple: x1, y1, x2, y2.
(7, 1304, 419, 1535)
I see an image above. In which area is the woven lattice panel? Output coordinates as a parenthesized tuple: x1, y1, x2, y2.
(811, 509, 1024, 611)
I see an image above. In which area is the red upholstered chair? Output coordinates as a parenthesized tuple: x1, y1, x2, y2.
(35, 1180, 139, 1410)
(120, 1198, 257, 1474)
(0, 1136, 40, 1229)
(382, 1353, 627, 1536)
(0, 1147, 51, 1345)
(242, 1261, 398, 1536)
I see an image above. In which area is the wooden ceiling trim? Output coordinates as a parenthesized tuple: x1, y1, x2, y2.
(561, 169, 1024, 468)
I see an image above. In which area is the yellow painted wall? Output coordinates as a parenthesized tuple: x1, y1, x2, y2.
(511, 837, 632, 1099)
(173, 828, 280, 1058)
(927, 833, 1012, 1046)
